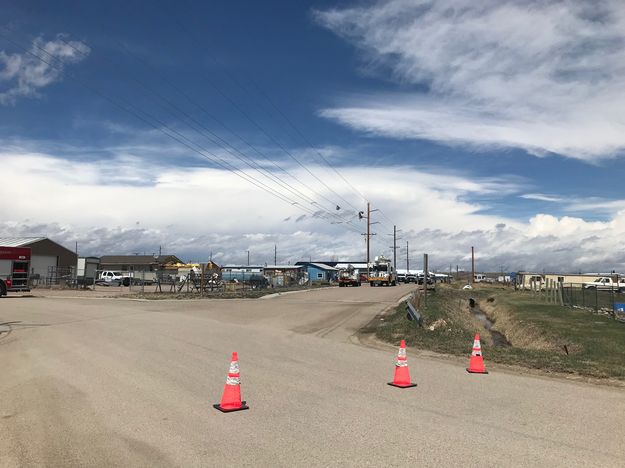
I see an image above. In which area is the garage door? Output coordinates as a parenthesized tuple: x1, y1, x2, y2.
(30, 255, 58, 278)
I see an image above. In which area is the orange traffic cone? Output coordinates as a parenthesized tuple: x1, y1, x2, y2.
(466, 334, 488, 374)
(213, 352, 249, 412)
(387, 340, 417, 388)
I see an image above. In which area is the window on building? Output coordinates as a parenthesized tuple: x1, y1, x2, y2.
(317, 273, 323, 279)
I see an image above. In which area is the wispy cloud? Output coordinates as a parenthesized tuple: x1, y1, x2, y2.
(0, 35, 90, 105)
(314, 0, 625, 160)
(520, 193, 563, 203)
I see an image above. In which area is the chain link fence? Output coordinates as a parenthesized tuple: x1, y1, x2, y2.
(562, 284, 625, 320)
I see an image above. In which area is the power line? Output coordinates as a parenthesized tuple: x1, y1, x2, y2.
(110, 40, 364, 231)
(0, 33, 364, 234)
(56, 37, 358, 229)
(8, 0, 365, 232)
(249, 81, 367, 205)
(154, 2, 363, 213)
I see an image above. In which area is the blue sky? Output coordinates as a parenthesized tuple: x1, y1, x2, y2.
(2, 0, 625, 272)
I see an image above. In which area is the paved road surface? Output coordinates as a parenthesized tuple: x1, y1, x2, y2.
(1, 285, 624, 467)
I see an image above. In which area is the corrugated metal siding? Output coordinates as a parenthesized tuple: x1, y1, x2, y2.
(0, 237, 46, 247)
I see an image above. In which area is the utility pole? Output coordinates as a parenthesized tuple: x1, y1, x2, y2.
(274, 244, 277, 265)
(406, 241, 409, 273)
(74, 241, 78, 286)
(388, 225, 401, 273)
(367, 202, 371, 276)
(247, 250, 250, 266)
(393, 225, 397, 270)
(471, 246, 475, 284)
(360, 202, 378, 279)
(423, 253, 429, 304)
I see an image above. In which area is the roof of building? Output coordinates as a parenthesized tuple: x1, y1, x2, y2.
(0, 237, 47, 247)
(334, 262, 368, 269)
(296, 260, 364, 267)
(100, 254, 182, 265)
(263, 265, 303, 270)
(306, 262, 338, 271)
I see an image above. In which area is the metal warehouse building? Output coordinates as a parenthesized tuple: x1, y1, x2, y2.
(0, 237, 77, 282)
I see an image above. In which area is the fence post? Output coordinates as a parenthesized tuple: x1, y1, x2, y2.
(611, 287, 614, 312)
(595, 286, 598, 312)
(547, 279, 552, 303)
(558, 280, 564, 306)
(200, 264, 205, 297)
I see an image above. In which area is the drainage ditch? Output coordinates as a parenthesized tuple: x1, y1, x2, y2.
(469, 298, 511, 347)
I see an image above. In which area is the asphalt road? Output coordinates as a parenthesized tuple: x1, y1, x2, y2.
(1, 285, 624, 467)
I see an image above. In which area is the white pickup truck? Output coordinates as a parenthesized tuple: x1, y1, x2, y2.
(97, 271, 125, 286)
(583, 277, 625, 291)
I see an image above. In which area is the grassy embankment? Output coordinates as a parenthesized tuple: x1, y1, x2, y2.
(365, 284, 625, 381)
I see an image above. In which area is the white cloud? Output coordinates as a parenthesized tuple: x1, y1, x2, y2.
(0, 35, 90, 105)
(314, 0, 625, 160)
(0, 144, 523, 265)
(520, 193, 563, 202)
(4, 142, 625, 271)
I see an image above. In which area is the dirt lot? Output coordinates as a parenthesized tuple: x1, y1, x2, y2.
(2, 284, 625, 466)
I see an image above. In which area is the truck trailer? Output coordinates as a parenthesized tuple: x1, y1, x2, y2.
(0, 246, 31, 296)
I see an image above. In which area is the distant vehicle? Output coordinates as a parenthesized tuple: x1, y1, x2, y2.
(474, 274, 487, 283)
(248, 274, 269, 289)
(417, 274, 433, 285)
(97, 271, 124, 285)
(368, 255, 396, 287)
(338, 265, 361, 287)
(0, 246, 31, 296)
(396, 273, 407, 283)
(406, 273, 417, 283)
(583, 277, 625, 291)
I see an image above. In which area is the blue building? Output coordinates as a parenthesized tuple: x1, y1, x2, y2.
(296, 262, 338, 283)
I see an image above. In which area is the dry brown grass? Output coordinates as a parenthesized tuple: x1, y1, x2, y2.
(479, 297, 568, 352)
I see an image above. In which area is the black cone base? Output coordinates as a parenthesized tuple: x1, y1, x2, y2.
(466, 369, 489, 374)
(213, 401, 249, 413)
(387, 382, 417, 388)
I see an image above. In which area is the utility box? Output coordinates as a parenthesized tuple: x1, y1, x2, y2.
(77, 257, 100, 284)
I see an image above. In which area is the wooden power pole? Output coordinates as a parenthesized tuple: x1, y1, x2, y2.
(406, 241, 409, 273)
(367, 202, 370, 274)
(471, 246, 475, 284)
(423, 253, 429, 304)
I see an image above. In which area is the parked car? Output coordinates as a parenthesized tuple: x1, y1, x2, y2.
(97, 270, 124, 286)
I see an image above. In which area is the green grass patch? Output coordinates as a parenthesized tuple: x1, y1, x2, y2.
(368, 285, 625, 380)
